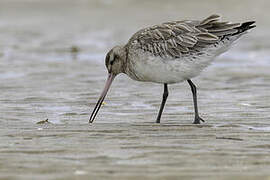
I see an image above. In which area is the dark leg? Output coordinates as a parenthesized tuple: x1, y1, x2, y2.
(187, 79, 205, 124)
(156, 84, 168, 123)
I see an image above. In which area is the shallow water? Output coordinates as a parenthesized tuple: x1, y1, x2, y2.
(1, 0, 270, 179)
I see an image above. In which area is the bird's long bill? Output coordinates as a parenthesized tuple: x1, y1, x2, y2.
(89, 73, 115, 123)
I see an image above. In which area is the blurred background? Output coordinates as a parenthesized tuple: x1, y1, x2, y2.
(0, 0, 268, 61)
(1, 0, 270, 179)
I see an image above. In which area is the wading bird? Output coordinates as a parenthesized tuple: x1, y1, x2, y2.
(89, 14, 255, 124)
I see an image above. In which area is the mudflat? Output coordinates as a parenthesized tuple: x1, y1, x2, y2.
(0, 0, 270, 179)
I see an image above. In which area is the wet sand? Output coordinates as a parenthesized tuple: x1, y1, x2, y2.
(1, 123, 270, 180)
(1, 0, 270, 179)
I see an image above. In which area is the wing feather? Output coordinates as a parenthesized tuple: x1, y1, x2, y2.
(128, 14, 242, 58)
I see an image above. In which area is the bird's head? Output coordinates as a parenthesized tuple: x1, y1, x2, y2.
(105, 45, 126, 76)
(89, 45, 126, 123)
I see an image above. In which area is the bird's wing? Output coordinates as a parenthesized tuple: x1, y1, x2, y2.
(127, 14, 241, 58)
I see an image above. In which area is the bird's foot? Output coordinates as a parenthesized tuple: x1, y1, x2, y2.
(193, 116, 205, 124)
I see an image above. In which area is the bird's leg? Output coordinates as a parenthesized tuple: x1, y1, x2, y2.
(156, 84, 168, 123)
(187, 79, 205, 124)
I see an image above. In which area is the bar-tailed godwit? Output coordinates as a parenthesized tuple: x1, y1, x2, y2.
(89, 14, 256, 124)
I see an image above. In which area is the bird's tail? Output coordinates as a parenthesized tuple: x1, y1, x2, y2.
(233, 21, 256, 35)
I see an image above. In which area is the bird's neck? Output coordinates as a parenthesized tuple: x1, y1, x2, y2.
(120, 45, 128, 74)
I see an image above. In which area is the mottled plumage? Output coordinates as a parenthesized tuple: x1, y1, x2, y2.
(89, 14, 256, 124)
(127, 14, 245, 59)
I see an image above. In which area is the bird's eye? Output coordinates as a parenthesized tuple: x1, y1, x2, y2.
(110, 55, 117, 65)
(110, 60, 114, 65)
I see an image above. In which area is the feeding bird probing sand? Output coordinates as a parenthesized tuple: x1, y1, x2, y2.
(89, 14, 256, 124)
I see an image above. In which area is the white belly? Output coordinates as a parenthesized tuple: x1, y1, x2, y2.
(127, 51, 215, 84)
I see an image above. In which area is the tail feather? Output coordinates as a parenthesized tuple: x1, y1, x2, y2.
(233, 21, 256, 35)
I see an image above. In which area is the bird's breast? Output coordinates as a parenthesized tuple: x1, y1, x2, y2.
(125, 49, 214, 84)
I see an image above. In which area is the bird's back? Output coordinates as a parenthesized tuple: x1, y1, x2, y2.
(124, 15, 255, 83)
